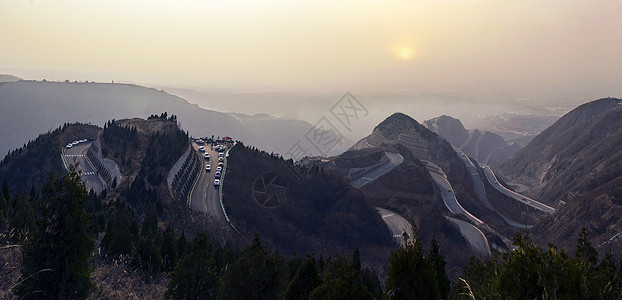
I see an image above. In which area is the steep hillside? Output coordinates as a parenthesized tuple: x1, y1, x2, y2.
(499, 97, 622, 249)
(423, 115, 521, 166)
(357, 113, 478, 208)
(0, 123, 100, 193)
(0, 81, 325, 159)
(340, 113, 517, 276)
(223, 143, 394, 270)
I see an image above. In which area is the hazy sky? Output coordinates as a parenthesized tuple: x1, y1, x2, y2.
(2, 0, 622, 96)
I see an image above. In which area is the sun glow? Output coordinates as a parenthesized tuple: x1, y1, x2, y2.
(399, 47, 412, 59)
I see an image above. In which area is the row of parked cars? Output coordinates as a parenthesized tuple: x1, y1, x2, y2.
(66, 138, 91, 148)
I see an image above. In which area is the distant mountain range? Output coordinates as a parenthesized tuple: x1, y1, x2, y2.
(0, 80, 351, 159)
(466, 113, 559, 147)
(498, 97, 622, 251)
(423, 115, 521, 167)
(0, 74, 20, 83)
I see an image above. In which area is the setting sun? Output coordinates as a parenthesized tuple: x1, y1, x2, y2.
(399, 48, 412, 59)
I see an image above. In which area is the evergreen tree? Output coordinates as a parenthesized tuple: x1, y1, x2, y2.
(0, 189, 7, 227)
(14, 169, 95, 299)
(2, 177, 10, 203)
(177, 230, 187, 257)
(309, 256, 373, 300)
(165, 233, 221, 299)
(284, 256, 323, 300)
(427, 239, 450, 300)
(385, 239, 440, 300)
(452, 256, 500, 299)
(9, 192, 35, 242)
(161, 226, 179, 272)
(220, 234, 285, 299)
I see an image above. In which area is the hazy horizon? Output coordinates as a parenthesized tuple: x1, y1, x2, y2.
(3, 1, 622, 139)
(2, 1, 622, 95)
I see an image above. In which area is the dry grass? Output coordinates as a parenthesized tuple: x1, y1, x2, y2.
(0, 232, 169, 300)
(0, 236, 21, 300)
(89, 255, 169, 299)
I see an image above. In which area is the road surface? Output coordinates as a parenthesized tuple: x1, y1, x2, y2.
(446, 216, 491, 257)
(453, 147, 492, 210)
(453, 147, 532, 228)
(376, 207, 415, 246)
(352, 137, 369, 151)
(351, 152, 404, 188)
(424, 161, 484, 225)
(63, 141, 105, 194)
(188, 142, 228, 225)
(482, 165, 555, 214)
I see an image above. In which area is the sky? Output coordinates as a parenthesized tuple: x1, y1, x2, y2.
(2, 1, 622, 103)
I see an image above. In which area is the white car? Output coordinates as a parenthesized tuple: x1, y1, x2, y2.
(80, 139, 87, 143)
(214, 179, 220, 186)
(66, 144, 73, 148)
(205, 165, 211, 172)
(218, 152, 224, 157)
(218, 157, 224, 162)
(204, 153, 210, 160)
(215, 171, 221, 179)
(216, 166, 222, 172)
(72, 141, 79, 145)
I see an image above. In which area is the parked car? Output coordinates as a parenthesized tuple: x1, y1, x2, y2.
(214, 179, 220, 186)
(66, 144, 73, 148)
(216, 166, 222, 172)
(219, 157, 224, 162)
(215, 171, 221, 179)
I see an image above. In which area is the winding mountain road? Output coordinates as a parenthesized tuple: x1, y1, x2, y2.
(453, 147, 533, 228)
(376, 207, 416, 246)
(351, 152, 404, 188)
(446, 216, 491, 257)
(482, 165, 556, 214)
(63, 141, 105, 194)
(424, 161, 484, 225)
(188, 142, 228, 225)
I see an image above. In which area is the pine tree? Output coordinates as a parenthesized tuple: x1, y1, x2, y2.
(161, 226, 179, 272)
(14, 168, 95, 299)
(385, 239, 440, 300)
(285, 256, 323, 300)
(9, 192, 35, 242)
(427, 239, 450, 300)
(165, 232, 221, 299)
(177, 230, 187, 257)
(220, 234, 286, 299)
(309, 256, 373, 300)
(0, 188, 8, 228)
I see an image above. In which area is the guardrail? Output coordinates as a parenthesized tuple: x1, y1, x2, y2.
(482, 165, 555, 214)
(219, 147, 240, 234)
